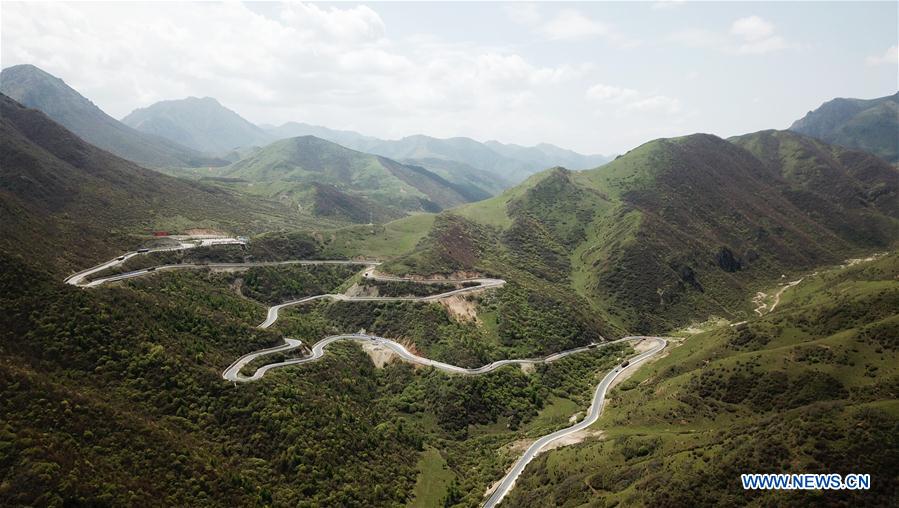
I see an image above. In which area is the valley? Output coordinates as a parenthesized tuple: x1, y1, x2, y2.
(2, 8, 897, 506)
(57, 242, 671, 507)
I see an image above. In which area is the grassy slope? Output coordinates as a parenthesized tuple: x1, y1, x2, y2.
(505, 253, 899, 507)
(215, 136, 480, 220)
(318, 213, 437, 259)
(403, 157, 508, 198)
(409, 447, 455, 508)
(387, 132, 899, 334)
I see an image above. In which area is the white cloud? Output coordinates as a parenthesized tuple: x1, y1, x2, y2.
(866, 45, 898, 66)
(671, 15, 797, 55)
(627, 95, 681, 114)
(730, 16, 774, 41)
(730, 16, 795, 54)
(0, 1, 585, 140)
(669, 28, 726, 49)
(586, 83, 682, 115)
(541, 9, 609, 40)
(508, 6, 638, 47)
(586, 83, 639, 103)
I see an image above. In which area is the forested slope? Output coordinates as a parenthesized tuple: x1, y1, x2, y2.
(390, 132, 899, 333)
(0, 94, 299, 274)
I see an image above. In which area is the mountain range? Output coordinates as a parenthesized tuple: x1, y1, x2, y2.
(111, 84, 611, 184)
(0, 65, 224, 168)
(790, 91, 899, 163)
(215, 135, 484, 221)
(0, 93, 299, 273)
(388, 129, 899, 332)
(1, 62, 898, 508)
(266, 121, 611, 183)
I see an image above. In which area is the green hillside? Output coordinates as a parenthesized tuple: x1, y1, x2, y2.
(402, 157, 506, 199)
(122, 97, 273, 154)
(732, 129, 899, 244)
(216, 136, 486, 221)
(504, 253, 899, 507)
(0, 64, 223, 168)
(265, 122, 602, 185)
(790, 92, 899, 163)
(0, 94, 301, 275)
(484, 139, 611, 171)
(388, 132, 899, 333)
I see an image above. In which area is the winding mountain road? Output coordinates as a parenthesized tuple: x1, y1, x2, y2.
(483, 337, 667, 508)
(64, 242, 198, 286)
(223, 333, 643, 383)
(67, 247, 668, 507)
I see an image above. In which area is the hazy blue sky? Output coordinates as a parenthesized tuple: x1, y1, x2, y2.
(2, 1, 896, 154)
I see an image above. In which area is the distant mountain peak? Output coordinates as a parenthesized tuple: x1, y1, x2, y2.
(789, 92, 899, 163)
(122, 95, 271, 154)
(0, 64, 221, 167)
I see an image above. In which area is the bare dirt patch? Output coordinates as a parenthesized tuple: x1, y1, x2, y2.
(438, 295, 479, 323)
(344, 283, 378, 298)
(508, 439, 533, 453)
(361, 341, 398, 368)
(229, 277, 245, 297)
(680, 316, 729, 334)
(842, 252, 886, 268)
(632, 338, 656, 354)
(542, 429, 605, 453)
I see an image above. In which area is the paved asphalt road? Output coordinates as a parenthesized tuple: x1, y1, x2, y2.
(68, 247, 668, 506)
(483, 337, 667, 508)
(222, 333, 644, 382)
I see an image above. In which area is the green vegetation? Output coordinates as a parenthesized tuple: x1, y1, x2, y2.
(0, 254, 421, 507)
(3, 76, 897, 508)
(1, 249, 636, 507)
(227, 264, 359, 305)
(210, 136, 483, 221)
(504, 253, 899, 507)
(389, 132, 899, 334)
(409, 447, 456, 508)
(0, 94, 304, 276)
(373, 341, 629, 507)
(83, 233, 331, 282)
(278, 279, 605, 366)
(789, 91, 899, 163)
(318, 214, 436, 259)
(357, 279, 458, 298)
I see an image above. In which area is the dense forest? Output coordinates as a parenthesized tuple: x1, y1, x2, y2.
(0, 251, 632, 506)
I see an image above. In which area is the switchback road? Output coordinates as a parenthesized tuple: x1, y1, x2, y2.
(67, 247, 668, 507)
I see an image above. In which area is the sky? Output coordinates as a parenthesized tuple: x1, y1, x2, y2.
(2, 1, 897, 155)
